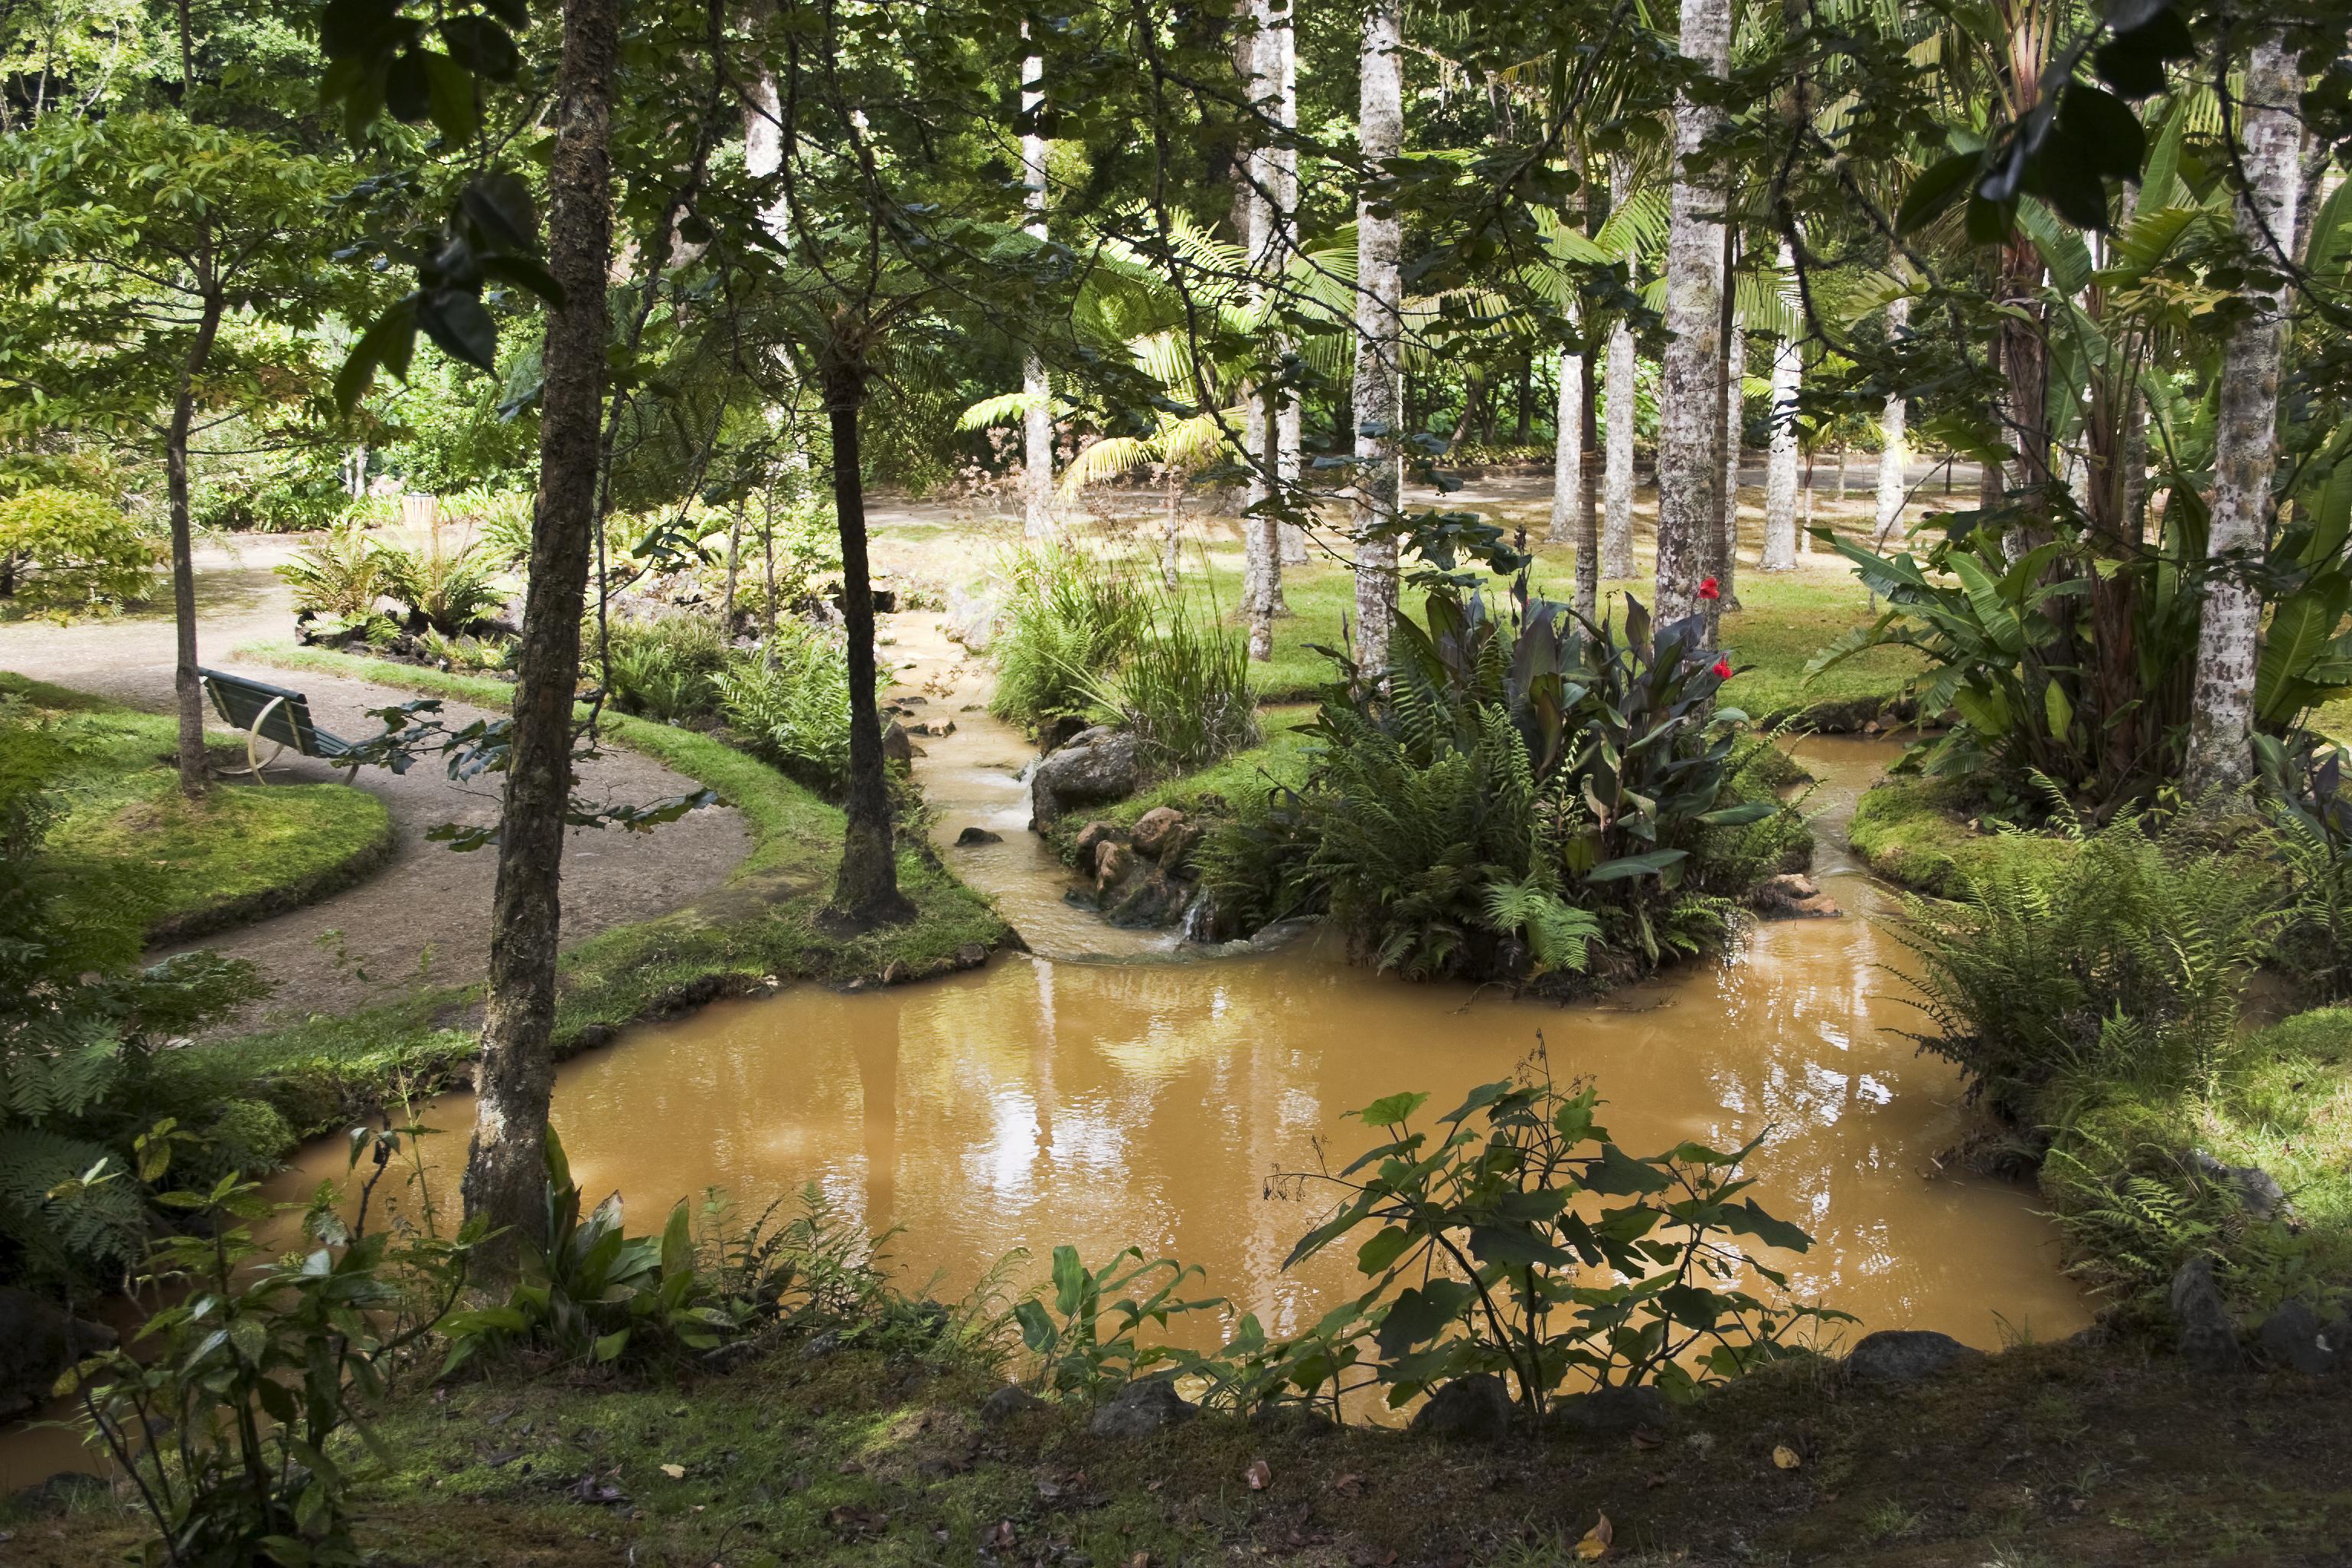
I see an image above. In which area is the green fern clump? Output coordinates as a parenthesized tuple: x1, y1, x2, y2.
(603, 611, 732, 722)
(1896, 801, 2278, 1125)
(715, 619, 852, 789)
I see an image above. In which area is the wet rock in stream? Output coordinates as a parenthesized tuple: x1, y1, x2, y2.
(1028, 727, 1142, 826)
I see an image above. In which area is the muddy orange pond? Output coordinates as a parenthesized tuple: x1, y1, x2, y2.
(280, 737, 2088, 1359)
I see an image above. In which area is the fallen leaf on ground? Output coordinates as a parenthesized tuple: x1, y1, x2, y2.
(1575, 1512, 1613, 1560)
(1630, 1426, 1663, 1450)
(659, 1464, 686, 1480)
(1127, 1555, 1149, 1568)
(1331, 1471, 1365, 1496)
(983, 1520, 1017, 1549)
(1772, 1444, 1802, 1471)
(1245, 1457, 1272, 1491)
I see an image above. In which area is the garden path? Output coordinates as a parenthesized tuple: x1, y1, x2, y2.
(0, 536, 749, 1034)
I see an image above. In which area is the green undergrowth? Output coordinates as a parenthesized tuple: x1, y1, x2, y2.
(2046, 1006, 2352, 1318)
(1847, 773, 2078, 895)
(0, 671, 394, 942)
(1185, 554, 1924, 724)
(18, 1331, 2352, 1567)
(159, 643, 1008, 1142)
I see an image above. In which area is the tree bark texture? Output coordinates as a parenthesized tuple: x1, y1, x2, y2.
(1576, 353, 1600, 611)
(2187, 26, 2302, 794)
(1717, 314, 1743, 612)
(463, 0, 620, 1275)
(1021, 48, 1056, 538)
(1872, 289, 1911, 549)
(1653, 0, 1731, 631)
(824, 349, 916, 926)
(165, 293, 223, 800)
(1761, 244, 1802, 570)
(1351, 0, 1404, 676)
(1602, 309, 1637, 579)
(1548, 345, 1583, 545)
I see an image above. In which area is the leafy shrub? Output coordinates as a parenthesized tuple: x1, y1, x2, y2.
(276, 521, 389, 623)
(1078, 595, 1259, 770)
(2, 696, 271, 1284)
(1018, 1054, 1839, 1424)
(714, 622, 851, 789)
(2256, 732, 2352, 1001)
(602, 612, 730, 722)
(441, 1129, 751, 1372)
(62, 1167, 479, 1566)
(443, 486, 536, 567)
(1207, 583, 1778, 990)
(0, 486, 164, 612)
(1894, 801, 2278, 1126)
(988, 543, 1146, 733)
(375, 529, 506, 635)
(413, 628, 516, 675)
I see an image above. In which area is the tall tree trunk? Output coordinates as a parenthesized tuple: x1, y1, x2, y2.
(1270, 1, 1305, 567)
(1351, 0, 1405, 676)
(165, 294, 223, 801)
(1021, 45, 1055, 538)
(1161, 474, 1184, 592)
(1717, 310, 1744, 613)
(1602, 310, 1636, 577)
(1872, 286, 1912, 551)
(1653, 0, 1731, 631)
(823, 343, 917, 924)
(1547, 341, 1583, 546)
(1761, 240, 1801, 571)
(2187, 25, 2302, 795)
(463, 0, 620, 1275)
(1248, 384, 1279, 661)
(1576, 353, 1600, 610)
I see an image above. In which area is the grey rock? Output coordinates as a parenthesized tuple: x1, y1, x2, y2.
(1030, 727, 1142, 827)
(1409, 1374, 1514, 1440)
(1093, 839, 1136, 894)
(952, 942, 991, 971)
(2190, 1152, 2292, 1223)
(881, 720, 915, 767)
(8, 1472, 111, 1517)
(1105, 867, 1192, 929)
(2171, 1257, 2244, 1371)
(2255, 1300, 2337, 1375)
(1089, 1378, 1196, 1438)
(1073, 820, 1124, 861)
(1129, 805, 1186, 859)
(0, 1289, 115, 1422)
(1547, 1383, 1666, 1436)
(954, 825, 1003, 846)
(945, 586, 1007, 652)
(979, 1383, 1046, 1426)
(1843, 1329, 1984, 1386)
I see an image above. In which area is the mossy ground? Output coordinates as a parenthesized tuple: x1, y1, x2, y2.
(13, 1332, 2350, 1566)
(0, 671, 394, 942)
(1845, 774, 2079, 897)
(145, 644, 1008, 1144)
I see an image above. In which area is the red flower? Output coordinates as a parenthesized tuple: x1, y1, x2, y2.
(1711, 658, 1733, 680)
(1698, 577, 1721, 600)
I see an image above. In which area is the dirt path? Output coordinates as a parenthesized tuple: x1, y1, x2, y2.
(0, 537, 749, 1032)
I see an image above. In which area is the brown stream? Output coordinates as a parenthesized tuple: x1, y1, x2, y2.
(2, 620, 2086, 1486)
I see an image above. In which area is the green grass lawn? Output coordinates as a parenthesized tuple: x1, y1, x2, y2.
(1, 672, 394, 944)
(1845, 773, 2079, 897)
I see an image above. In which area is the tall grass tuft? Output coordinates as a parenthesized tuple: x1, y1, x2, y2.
(1080, 593, 1259, 771)
(988, 543, 1146, 733)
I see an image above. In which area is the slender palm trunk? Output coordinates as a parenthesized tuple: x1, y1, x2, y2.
(1602, 309, 1636, 579)
(1654, 0, 1731, 630)
(1161, 475, 1183, 592)
(1547, 341, 1582, 546)
(1351, 0, 1404, 675)
(1717, 312, 1744, 612)
(1872, 284, 1911, 551)
(463, 0, 621, 1275)
(1021, 47, 1055, 537)
(2187, 25, 2302, 794)
(1761, 241, 1802, 571)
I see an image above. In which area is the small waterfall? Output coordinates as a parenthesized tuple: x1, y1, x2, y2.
(1178, 891, 1217, 944)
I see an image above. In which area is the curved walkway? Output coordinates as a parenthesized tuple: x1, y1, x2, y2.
(0, 536, 748, 1033)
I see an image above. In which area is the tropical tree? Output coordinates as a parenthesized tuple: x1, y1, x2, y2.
(1654, 0, 1733, 630)
(1353, 0, 1407, 674)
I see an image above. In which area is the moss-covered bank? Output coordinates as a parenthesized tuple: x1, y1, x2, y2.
(13, 1327, 2350, 1566)
(1, 671, 395, 943)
